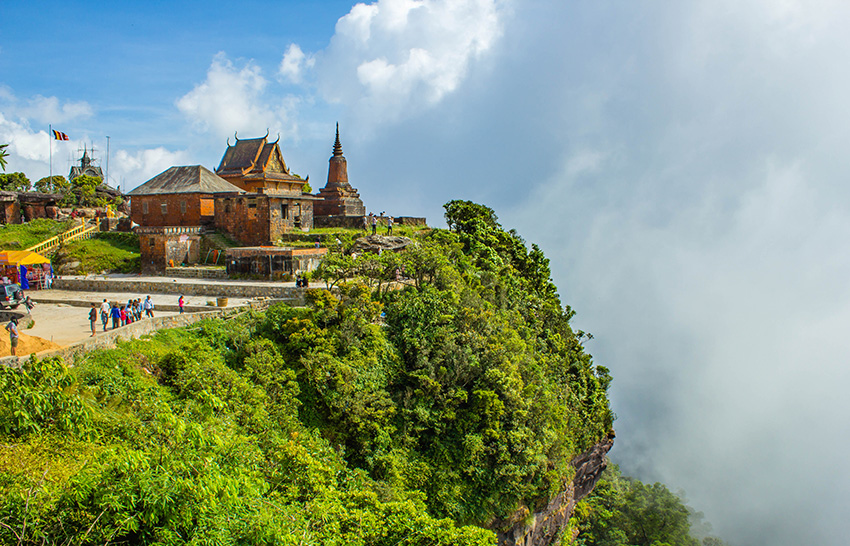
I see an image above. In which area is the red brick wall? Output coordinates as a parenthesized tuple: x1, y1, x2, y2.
(214, 195, 271, 246)
(130, 194, 215, 227)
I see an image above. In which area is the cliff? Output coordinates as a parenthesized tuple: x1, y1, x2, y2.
(496, 433, 616, 546)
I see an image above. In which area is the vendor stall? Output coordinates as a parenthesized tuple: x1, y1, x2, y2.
(0, 251, 53, 289)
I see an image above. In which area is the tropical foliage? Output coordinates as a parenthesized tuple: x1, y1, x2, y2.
(570, 465, 731, 546)
(0, 201, 615, 544)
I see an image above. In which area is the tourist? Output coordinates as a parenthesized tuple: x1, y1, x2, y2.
(387, 216, 394, 235)
(363, 214, 369, 231)
(89, 303, 97, 336)
(6, 317, 19, 356)
(120, 305, 127, 326)
(143, 295, 154, 318)
(110, 304, 121, 329)
(100, 298, 110, 331)
(371, 213, 377, 235)
(178, 295, 185, 314)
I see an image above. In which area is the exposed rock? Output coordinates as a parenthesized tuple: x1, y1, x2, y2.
(56, 260, 82, 275)
(495, 433, 615, 546)
(349, 234, 413, 254)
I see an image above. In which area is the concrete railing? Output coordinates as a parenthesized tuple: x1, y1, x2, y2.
(26, 221, 100, 254)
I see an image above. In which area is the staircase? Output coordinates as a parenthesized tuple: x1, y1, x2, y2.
(26, 220, 99, 255)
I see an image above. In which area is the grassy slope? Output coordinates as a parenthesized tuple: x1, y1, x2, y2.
(0, 219, 75, 250)
(58, 232, 140, 274)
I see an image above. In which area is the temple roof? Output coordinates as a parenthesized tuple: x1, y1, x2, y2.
(128, 165, 245, 196)
(216, 135, 304, 182)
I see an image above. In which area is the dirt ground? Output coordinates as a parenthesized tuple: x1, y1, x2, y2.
(0, 303, 179, 357)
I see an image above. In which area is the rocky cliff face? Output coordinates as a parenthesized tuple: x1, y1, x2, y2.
(494, 433, 615, 546)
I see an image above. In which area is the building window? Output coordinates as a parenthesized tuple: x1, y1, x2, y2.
(149, 239, 155, 247)
(180, 201, 187, 214)
(161, 203, 168, 215)
(281, 204, 288, 219)
(142, 201, 149, 214)
(248, 198, 257, 209)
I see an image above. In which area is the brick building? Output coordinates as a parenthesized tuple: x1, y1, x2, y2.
(128, 165, 244, 227)
(137, 226, 203, 274)
(214, 192, 317, 246)
(225, 246, 327, 279)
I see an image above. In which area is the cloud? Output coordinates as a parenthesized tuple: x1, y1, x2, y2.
(309, 0, 504, 125)
(112, 147, 190, 192)
(0, 85, 93, 126)
(177, 52, 299, 141)
(279, 44, 314, 84)
(1, 87, 187, 188)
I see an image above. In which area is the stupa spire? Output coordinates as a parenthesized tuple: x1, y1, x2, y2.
(333, 122, 343, 157)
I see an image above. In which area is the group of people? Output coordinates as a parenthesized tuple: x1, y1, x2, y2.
(364, 213, 395, 236)
(89, 295, 158, 335)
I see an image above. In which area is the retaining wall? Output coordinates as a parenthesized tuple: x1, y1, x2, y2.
(53, 278, 305, 302)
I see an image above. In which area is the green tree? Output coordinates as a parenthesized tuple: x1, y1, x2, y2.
(444, 199, 499, 234)
(67, 174, 101, 206)
(0, 143, 8, 172)
(572, 465, 731, 546)
(34, 174, 70, 194)
(0, 171, 31, 192)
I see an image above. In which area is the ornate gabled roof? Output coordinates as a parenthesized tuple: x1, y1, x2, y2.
(216, 134, 303, 181)
(128, 165, 245, 196)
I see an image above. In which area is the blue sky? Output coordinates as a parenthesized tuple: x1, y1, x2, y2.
(4, 2, 850, 545)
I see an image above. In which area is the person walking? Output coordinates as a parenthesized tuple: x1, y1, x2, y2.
(100, 299, 110, 332)
(143, 295, 154, 318)
(89, 303, 97, 336)
(371, 213, 377, 235)
(387, 216, 394, 235)
(178, 295, 185, 314)
(363, 214, 369, 231)
(5, 317, 19, 356)
(110, 303, 121, 329)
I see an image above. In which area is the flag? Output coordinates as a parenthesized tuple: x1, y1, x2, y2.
(52, 130, 69, 141)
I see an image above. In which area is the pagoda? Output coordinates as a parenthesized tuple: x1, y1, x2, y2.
(215, 132, 308, 195)
(313, 124, 366, 217)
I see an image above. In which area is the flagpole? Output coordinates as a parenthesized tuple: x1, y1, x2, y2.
(49, 124, 53, 183)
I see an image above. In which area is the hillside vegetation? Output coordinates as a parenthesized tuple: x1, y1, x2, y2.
(0, 218, 75, 250)
(0, 201, 613, 545)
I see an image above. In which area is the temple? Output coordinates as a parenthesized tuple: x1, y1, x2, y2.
(313, 124, 366, 218)
(69, 146, 104, 181)
(215, 132, 308, 194)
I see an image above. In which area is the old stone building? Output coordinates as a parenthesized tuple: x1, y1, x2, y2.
(313, 124, 366, 219)
(128, 165, 244, 227)
(225, 246, 327, 279)
(213, 192, 317, 246)
(137, 226, 202, 274)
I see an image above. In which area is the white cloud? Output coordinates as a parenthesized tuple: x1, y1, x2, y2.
(177, 52, 298, 141)
(312, 0, 504, 125)
(279, 44, 314, 84)
(1, 88, 187, 188)
(113, 147, 190, 192)
(0, 85, 92, 125)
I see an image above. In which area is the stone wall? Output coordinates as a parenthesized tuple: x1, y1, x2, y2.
(165, 266, 228, 279)
(313, 215, 428, 230)
(53, 277, 306, 301)
(313, 215, 364, 229)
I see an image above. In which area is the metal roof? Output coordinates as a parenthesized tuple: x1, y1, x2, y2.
(128, 165, 245, 196)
